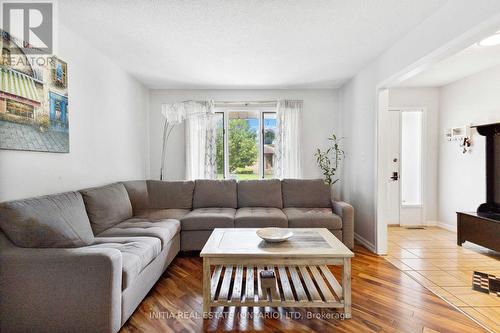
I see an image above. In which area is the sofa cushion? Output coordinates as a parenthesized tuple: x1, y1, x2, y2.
(283, 208, 342, 229)
(237, 180, 283, 208)
(193, 180, 237, 208)
(80, 183, 133, 234)
(0, 192, 94, 248)
(147, 180, 195, 209)
(89, 236, 161, 289)
(122, 180, 149, 213)
(181, 208, 235, 231)
(282, 179, 332, 208)
(134, 208, 190, 221)
(235, 207, 287, 228)
(97, 218, 180, 249)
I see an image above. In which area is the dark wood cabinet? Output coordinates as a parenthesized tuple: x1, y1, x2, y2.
(457, 122, 500, 252)
(457, 212, 500, 251)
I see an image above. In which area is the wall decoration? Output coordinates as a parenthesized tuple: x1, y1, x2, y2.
(0, 30, 69, 153)
(444, 125, 472, 154)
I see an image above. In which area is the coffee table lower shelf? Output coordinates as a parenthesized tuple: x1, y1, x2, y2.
(206, 264, 349, 315)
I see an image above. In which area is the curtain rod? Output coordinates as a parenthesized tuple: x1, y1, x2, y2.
(180, 99, 303, 105)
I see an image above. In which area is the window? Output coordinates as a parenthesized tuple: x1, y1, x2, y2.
(6, 99, 34, 118)
(215, 110, 277, 180)
(400, 110, 422, 206)
(51, 58, 68, 88)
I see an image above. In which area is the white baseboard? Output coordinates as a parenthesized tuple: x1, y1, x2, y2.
(354, 233, 376, 253)
(437, 222, 457, 232)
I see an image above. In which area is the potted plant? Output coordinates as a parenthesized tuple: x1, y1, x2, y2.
(314, 133, 345, 185)
(37, 114, 50, 133)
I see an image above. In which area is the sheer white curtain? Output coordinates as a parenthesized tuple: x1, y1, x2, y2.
(184, 101, 217, 180)
(273, 99, 303, 178)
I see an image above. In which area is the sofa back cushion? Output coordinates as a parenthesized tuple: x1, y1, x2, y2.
(147, 180, 195, 209)
(0, 192, 95, 248)
(237, 180, 283, 208)
(193, 180, 237, 208)
(80, 183, 133, 234)
(122, 180, 150, 213)
(282, 179, 332, 208)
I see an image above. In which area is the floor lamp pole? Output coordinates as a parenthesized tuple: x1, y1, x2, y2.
(160, 119, 175, 180)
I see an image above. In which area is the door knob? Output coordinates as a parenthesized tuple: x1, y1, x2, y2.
(390, 172, 399, 181)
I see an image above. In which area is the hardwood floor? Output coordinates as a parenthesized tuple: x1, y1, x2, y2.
(387, 226, 500, 333)
(121, 244, 488, 333)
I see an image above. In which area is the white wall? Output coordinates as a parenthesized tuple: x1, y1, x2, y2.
(437, 64, 500, 229)
(0, 24, 149, 201)
(388, 88, 440, 225)
(339, 0, 500, 252)
(149, 89, 339, 180)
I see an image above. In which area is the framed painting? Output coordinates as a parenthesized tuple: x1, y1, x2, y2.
(0, 30, 69, 153)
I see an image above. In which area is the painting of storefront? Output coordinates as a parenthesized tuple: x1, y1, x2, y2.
(0, 30, 69, 153)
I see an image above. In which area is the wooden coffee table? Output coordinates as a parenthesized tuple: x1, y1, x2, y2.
(200, 228, 354, 318)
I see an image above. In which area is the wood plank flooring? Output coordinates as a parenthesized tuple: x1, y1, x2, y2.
(387, 226, 500, 333)
(121, 244, 489, 333)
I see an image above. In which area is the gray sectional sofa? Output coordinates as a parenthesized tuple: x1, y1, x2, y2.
(0, 178, 354, 333)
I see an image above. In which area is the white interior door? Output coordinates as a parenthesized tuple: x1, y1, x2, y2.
(386, 109, 424, 226)
(386, 110, 401, 225)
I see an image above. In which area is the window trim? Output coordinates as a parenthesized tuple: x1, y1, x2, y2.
(262, 111, 276, 179)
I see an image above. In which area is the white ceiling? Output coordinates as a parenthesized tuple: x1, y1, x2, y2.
(58, 0, 447, 89)
(396, 42, 500, 87)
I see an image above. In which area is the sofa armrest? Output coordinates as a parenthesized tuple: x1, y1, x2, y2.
(332, 201, 354, 249)
(0, 244, 122, 333)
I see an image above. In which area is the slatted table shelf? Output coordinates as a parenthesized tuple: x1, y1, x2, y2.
(200, 228, 354, 318)
(209, 264, 345, 308)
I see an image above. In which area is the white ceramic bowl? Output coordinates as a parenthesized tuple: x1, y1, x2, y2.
(256, 228, 293, 243)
